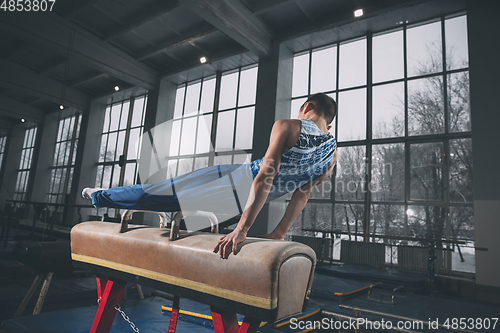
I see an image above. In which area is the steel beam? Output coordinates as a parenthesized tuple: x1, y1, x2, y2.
(137, 26, 216, 61)
(177, 0, 272, 57)
(104, 1, 180, 41)
(0, 57, 90, 110)
(0, 96, 45, 122)
(0, 12, 158, 90)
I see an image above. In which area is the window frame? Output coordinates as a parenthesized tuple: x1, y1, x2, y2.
(289, 14, 472, 252)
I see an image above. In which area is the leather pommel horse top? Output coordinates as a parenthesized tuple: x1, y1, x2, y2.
(71, 219, 316, 323)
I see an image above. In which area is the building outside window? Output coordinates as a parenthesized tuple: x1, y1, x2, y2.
(290, 15, 472, 273)
(47, 112, 82, 204)
(93, 95, 147, 215)
(13, 125, 38, 202)
(169, 65, 258, 178)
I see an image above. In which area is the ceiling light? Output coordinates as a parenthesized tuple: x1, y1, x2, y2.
(200, 56, 207, 64)
(59, 105, 64, 110)
(354, 9, 363, 17)
(21, 118, 25, 123)
(115, 86, 120, 91)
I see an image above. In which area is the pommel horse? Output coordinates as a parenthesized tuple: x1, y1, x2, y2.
(70, 210, 316, 333)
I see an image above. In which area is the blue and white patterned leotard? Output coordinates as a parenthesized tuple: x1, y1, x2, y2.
(251, 118, 337, 201)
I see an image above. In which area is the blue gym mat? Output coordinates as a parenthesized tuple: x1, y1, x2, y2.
(160, 297, 320, 332)
(4, 271, 499, 333)
(310, 272, 374, 301)
(2, 296, 214, 333)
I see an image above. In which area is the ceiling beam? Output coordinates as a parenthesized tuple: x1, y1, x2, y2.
(0, 57, 90, 110)
(38, 58, 68, 75)
(136, 26, 216, 61)
(70, 73, 108, 87)
(249, 0, 299, 16)
(162, 45, 248, 79)
(104, 1, 180, 41)
(0, 95, 45, 122)
(0, 12, 159, 90)
(177, 0, 272, 57)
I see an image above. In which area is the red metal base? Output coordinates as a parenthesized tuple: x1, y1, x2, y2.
(89, 275, 260, 333)
(90, 275, 127, 333)
(210, 306, 260, 333)
(168, 295, 180, 333)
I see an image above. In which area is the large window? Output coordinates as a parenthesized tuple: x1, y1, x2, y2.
(13, 125, 38, 202)
(95, 95, 147, 189)
(47, 112, 82, 204)
(169, 65, 257, 178)
(290, 15, 472, 272)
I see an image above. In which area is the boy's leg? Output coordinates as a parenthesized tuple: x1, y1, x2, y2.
(89, 180, 181, 212)
(85, 164, 243, 212)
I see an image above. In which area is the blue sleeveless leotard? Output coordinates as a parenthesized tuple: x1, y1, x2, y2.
(251, 118, 337, 201)
(91, 119, 336, 215)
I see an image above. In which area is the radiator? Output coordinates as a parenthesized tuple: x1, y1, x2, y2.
(291, 236, 331, 262)
(340, 240, 385, 266)
(397, 245, 452, 274)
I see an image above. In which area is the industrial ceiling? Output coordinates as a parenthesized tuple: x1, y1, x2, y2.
(0, 0, 466, 128)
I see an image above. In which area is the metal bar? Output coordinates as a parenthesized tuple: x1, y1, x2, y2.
(211, 306, 240, 333)
(322, 309, 421, 333)
(90, 276, 127, 333)
(33, 272, 53, 315)
(135, 284, 144, 299)
(338, 305, 479, 333)
(302, 228, 466, 244)
(6, 199, 94, 209)
(209, 71, 223, 166)
(168, 295, 180, 333)
(237, 316, 260, 333)
(13, 274, 43, 318)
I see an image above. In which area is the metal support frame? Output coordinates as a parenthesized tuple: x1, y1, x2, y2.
(210, 306, 260, 333)
(90, 275, 127, 333)
(13, 271, 54, 318)
(165, 297, 260, 333)
(168, 295, 180, 333)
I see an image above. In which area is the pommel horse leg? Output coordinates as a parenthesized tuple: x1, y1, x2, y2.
(90, 275, 127, 333)
(167, 298, 260, 333)
(210, 307, 260, 333)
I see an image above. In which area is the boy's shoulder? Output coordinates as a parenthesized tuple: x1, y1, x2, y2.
(273, 118, 302, 132)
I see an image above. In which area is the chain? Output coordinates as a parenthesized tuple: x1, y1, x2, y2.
(114, 304, 140, 333)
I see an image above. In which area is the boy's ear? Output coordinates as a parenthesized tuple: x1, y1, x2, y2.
(303, 102, 313, 113)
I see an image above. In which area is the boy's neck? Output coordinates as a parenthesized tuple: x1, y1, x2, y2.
(303, 114, 329, 134)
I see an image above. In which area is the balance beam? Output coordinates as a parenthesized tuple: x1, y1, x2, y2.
(70, 210, 316, 333)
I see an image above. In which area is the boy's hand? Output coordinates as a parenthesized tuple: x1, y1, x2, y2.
(213, 227, 247, 259)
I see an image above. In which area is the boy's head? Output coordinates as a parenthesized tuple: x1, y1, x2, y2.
(301, 93, 337, 124)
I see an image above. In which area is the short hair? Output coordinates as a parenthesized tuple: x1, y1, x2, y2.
(303, 93, 337, 124)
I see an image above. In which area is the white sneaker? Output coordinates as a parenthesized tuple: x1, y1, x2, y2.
(81, 187, 105, 200)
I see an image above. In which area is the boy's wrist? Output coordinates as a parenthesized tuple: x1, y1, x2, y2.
(235, 225, 249, 234)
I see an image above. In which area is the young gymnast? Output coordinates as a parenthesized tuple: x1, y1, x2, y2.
(82, 93, 338, 258)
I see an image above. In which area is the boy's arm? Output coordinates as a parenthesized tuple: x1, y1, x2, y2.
(213, 119, 293, 258)
(266, 147, 337, 240)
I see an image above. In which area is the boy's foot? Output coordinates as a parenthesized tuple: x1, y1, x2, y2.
(81, 187, 104, 200)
